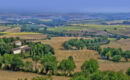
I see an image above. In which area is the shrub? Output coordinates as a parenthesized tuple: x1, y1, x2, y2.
(126, 67, 130, 76)
(112, 55, 121, 62)
(81, 59, 99, 73)
(58, 56, 76, 76)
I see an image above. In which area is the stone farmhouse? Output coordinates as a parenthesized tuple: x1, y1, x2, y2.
(12, 41, 31, 54)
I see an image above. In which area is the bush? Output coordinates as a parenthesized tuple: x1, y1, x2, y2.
(81, 59, 99, 73)
(70, 76, 88, 80)
(112, 55, 121, 62)
(24, 61, 33, 72)
(40, 55, 58, 74)
(126, 67, 130, 76)
(58, 56, 76, 76)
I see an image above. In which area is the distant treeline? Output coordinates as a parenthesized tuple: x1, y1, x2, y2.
(0, 19, 66, 27)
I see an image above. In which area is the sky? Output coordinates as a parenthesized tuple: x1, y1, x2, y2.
(0, 0, 130, 13)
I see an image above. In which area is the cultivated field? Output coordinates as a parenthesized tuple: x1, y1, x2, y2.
(48, 24, 130, 37)
(0, 32, 47, 40)
(48, 24, 130, 32)
(102, 38, 130, 51)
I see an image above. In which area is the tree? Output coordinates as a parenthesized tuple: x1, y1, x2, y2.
(90, 71, 106, 80)
(29, 42, 55, 57)
(112, 55, 121, 62)
(123, 50, 130, 61)
(126, 67, 130, 76)
(32, 56, 40, 72)
(40, 55, 58, 74)
(105, 51, 112, 60)
(10, 55, 24, 71)
(62, 41, 72, 50)
(59, 57, 76, 76)
(0, 55, 3, 68)
(3, 54, 13, 69)
(81, 59, 99, 73)
(70, 76, 88, 80)
(24, 61, 33, 72)
(0, 43, 12, 55)
(2, 54, 24, 71)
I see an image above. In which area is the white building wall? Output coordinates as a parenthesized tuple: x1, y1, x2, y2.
(13, 50, 21, 54)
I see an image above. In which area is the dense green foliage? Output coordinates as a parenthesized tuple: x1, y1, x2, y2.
(63, 37, 109, 51)
(101, 47, 130, 62)
(29, 42, 55, 57)
(2, 54, 24, 71)
(112, 55, 122, 62)
(126, 67, 130, 76)
(40, 55, 58, 74)
(81, 59, 99, 73)
(58, 56, 76, 75)
(24, 61, 33, 72)
(71, 59, 130, 80)
(123, 50, 130, 61)
(0, 37, 20, 55)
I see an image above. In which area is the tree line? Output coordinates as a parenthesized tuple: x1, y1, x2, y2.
(62, 37, 109, 51)
(18, 58, 130, 80)
(71, 59, 130, 80)
(62, 37, 130, 62)
(100, 47, 130, 62)
(0, 53, 76, 76)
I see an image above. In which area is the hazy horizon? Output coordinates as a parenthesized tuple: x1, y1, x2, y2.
(0, 0, 130, 13)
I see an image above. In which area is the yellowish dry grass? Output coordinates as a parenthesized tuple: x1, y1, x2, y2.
(0, 70, 69, 80)
(0, 33, 46, 40)
(102, 38, 130, 51)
